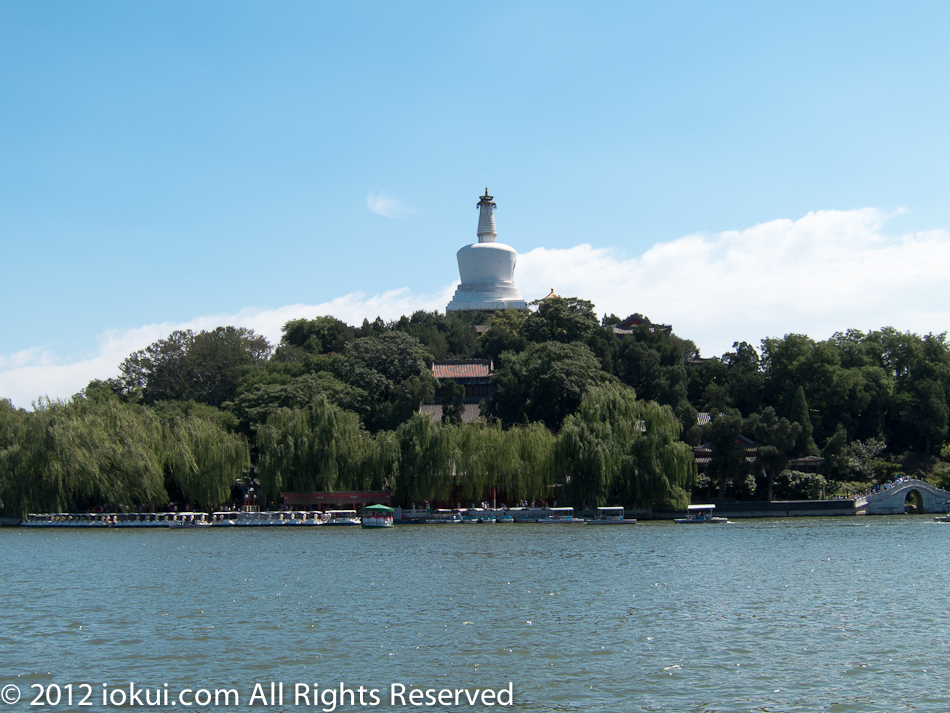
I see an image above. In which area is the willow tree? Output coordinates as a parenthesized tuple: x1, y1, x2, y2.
(51, 398, 168, 512)
(557, 385, 694, 510)
(453, 421, 504, 504)
(0, 397, 169, 515)
(498, 423, 556, 504)
(255, 398, 369, 505)
(163, 413, 249, 511)
(349, 429, 400, 493)
(394, 413, 457, 505)
(0, 398, 51, 517)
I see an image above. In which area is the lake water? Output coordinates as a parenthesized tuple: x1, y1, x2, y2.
(2, 516, 949, 712)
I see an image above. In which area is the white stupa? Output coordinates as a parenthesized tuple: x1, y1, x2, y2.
(445, 189, 528, 312)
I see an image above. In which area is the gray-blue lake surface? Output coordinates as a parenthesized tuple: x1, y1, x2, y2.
(2, 516, 950, 712)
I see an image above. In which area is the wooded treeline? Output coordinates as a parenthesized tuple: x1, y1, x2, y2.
(3, 299, 950, 517)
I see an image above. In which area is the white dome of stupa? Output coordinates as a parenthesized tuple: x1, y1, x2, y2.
(446, 189, 528, 312)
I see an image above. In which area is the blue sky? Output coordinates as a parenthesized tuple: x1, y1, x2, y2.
(3, 1, 950, 407)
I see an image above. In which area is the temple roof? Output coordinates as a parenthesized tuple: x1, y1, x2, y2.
(433, 360, 492, 380)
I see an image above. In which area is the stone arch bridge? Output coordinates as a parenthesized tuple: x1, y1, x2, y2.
(856, 479, 950, 515)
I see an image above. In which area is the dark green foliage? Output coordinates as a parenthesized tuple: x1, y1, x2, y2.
(615, 326, 696, 411)
(340, 331, 438, 432)
(476, 309, 528, 362)
(820, 424, 851, 481)
(522, 296, 600, 345)
(687, 343, 765, 415)
(119, 327, 271, 407)
(692, 327, 950, 479)
(392, 310, 480, 359)
(744, 407, 801, 501)
(227, 372, 366, 433)
(440, 380, 466, 425)
(489, 341, 611, 429)
(701, 408, 750, 501)
(279, 316, 356, 355)
(789, 386, 819, 457)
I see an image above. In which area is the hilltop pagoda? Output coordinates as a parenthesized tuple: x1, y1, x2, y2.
(445, 189, 528, 312)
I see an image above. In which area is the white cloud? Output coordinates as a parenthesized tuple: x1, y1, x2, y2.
(366, 192, 412, 218)
(4, 208, 950, 409)
(0, 285, 455, 409)
(516, 207, 950, 357)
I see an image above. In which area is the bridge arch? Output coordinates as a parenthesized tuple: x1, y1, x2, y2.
(904, 489, 924, 513)
(864, 479, 950, 515)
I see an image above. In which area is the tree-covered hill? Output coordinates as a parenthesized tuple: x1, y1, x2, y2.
(3, 298, 950, 516)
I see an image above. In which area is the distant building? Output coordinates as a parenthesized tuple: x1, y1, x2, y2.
(419, 359, 495, 425)
(692, 433, 759, 476)
(692, 431, 824, 476)
(280, 490, 392, 511)
(432, 360, 494, 403)
(446, 189, 528, 312)
(612, 313, 672, 336)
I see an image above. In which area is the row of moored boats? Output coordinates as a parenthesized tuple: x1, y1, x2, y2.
(20, 504, 729, 528)
(21, 507, 395, 529)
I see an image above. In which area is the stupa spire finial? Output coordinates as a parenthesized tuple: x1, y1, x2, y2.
(476, 188, 497, 243)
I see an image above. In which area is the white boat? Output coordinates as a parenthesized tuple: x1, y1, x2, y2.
(674, 504, 729, 524)
(211, 511, 239, 526)
(462, 507, 495, 523)
(323, 510, 361, 526)
(508, 507, 547, 522)
(425, 509, 463, 524)
(301, 510, 327, 526)
(934, 514, 950, 522)
(538, 506, 576, 523)
(586, 506, 637, 525)
(166, 513, 211, 528)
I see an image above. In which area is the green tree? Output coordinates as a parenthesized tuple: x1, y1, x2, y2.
(440, 380, 466, 425)
(119, 327, 271, 406)
(339, 332, 438, 432)
(820, 424, 851, 482)
(227, 371, 366, 433)
(163, 413, 249, 510)
(255, 399, 380, 505)
(849, 438, 886, 481)
(775, 470, 828, 499)
(490, 341, 611, 429)
(701, 408, 750, 501)
(476, 309, 529, 361)
(278, 316, 356, 356)
(557, 385, 695, 510)
(745, 407, 801, 501)
(394, 413, 457, 505)
(789, 386, 819, 456)
(393, 310, 480, 359)
(522, 296, 600, 345)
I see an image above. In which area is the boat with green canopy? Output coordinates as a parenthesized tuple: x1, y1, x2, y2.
(361, 504, 394, 529)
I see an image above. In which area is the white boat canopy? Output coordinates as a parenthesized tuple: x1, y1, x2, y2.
(687, 504, 716, 510)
